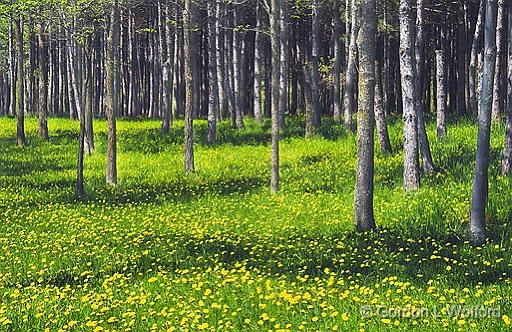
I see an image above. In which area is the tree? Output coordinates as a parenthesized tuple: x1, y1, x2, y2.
(106, 0, 120, 186)
(184, 0, 195, 173)
(14, 15, 26, 147)
(332, 0, 343, 123)
(270, 0, 280, 193)
(436, 49, 447, 139)
(207, 0, 218, 144)
(470, 0, 498, 246)
(415, 0, 436, 175)
(355, 0, 377, 232)
(399, 0, 420, 191)
(344, 0, 358, 131)
(38, 23, 49, 140)
(502, 3, 512, 174)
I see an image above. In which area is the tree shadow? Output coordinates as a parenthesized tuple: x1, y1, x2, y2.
(15, 222, 512, 290)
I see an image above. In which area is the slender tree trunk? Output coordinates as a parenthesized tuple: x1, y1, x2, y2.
(400, 0, 420, 191)
(333, 0, 343, 123)
(355, 0, 377, 232)
(215, 0, 226, 121)
(436, 49, 447, 139)
(106, 1, 120, 186)
(502, 4, 512, 174)
(469, 0, 485, 117)
(344, 0, 358, 131)
(15, 17, 26, 147)
(233, 7, 245, 129)
(470, 0, 498, 246)
(492, 0, 506, 120)
(415, 0, 436, 174)
(278, 0, 289, 129)
(162, 0, 174, 134)
(253, 1, 264, 123)
(375, 59, 392, 153)
(270, 0, 280, 193)
(207, 0, 218, 144)
(38, 24, 49, 140)
(311, 0, 322, 128)
(8, 14, 16, 117)
(184, 0, 195, 172)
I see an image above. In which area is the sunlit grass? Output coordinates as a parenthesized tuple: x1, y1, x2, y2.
(0, 116, 511, 331)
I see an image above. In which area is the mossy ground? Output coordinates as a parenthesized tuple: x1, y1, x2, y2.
(0, 116, 511, 331)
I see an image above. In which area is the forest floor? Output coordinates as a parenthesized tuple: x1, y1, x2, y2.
(0, 116, 512, 331)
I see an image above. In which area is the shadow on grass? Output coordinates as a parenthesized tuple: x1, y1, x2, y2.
(17, 222, 512, 290)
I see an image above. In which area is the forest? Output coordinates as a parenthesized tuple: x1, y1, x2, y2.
(0, 0, 512, 330)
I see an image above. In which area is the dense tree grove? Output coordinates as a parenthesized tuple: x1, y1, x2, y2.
(0, 0, 511, 245)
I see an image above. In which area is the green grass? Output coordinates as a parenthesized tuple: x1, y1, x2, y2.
(0, 116, 511, 331)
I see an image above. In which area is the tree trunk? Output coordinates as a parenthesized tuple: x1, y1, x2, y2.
(399, 0, 420, 191)
(436, 49, 447, 139)
(470, 0, 498, 246)
(184, 0, 195, 173)
(333, 0, 343, 123)
(311, 0, 322, 128)
(270, 0, 280, 193)
(344, 0, 358, 131)
(106, 1, 120, 186)
(233, 7, 245, 129)
(415, 0, 436, 175)
(278, 0, 289, 129)
(375, 59, 392, 153)
(492, 0, 506, 121)
(38, 24, 49, 140)
(469, 0, 485, 117)
(15, 17, 26, 147)
(355, 0, 377, 232)
(207, 0, 219, 144)
(253, 1, 264, 123)
(502, 4, 512, 174)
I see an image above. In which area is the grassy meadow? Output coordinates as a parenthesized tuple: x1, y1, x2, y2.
(0, 116, 512, 331)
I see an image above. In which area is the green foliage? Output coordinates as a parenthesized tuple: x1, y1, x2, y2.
(0, 117, 511, 331)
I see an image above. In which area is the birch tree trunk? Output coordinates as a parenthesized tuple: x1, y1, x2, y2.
(38, 24, 49, 140)
(436, 49, 447, 139)
(333, 0, 343, 123)
(355, 0, 377, 232)
(375, 59, 392, 153)
(344, 0, 358, 131)
(253, 1, 264, 123)
(469, 0, 485, 117)
(184, 0, 195, 173)
(491, 0, 506, 121)
(14, 17, 26, 147)
(470, 0, 498, 246)
(106, 1, 120, 186)
(502, 3, 512, 174)
(270, 0, 281, 193)
(207, 0, 219, 144)
(399, 0, 420, 191)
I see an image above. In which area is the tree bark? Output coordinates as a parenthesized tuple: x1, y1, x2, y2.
(310, 0, 322, 128)
(38, 24, 49, 140)
(491, 0, 506, 121)
(355, 0, 377, 232)
(106, 1, 120, 186)
(502, 3, 512, 174)
(471, 0, 498, 246)
(399, 0, 420, 191)
(278, 0, 289, 129)
(469, 0, 485, 117)
(344, 0, 358, 131)
(15, 17, 26, 147)
(375, 59, 392, 153)
(207, 0, 219, 144)
(270, 0, 280, 193)
(436, 49, 447, 139)
(184, 0, 195, 173)
(333, 0, 343, 123)
(253, 1, 264, 123)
